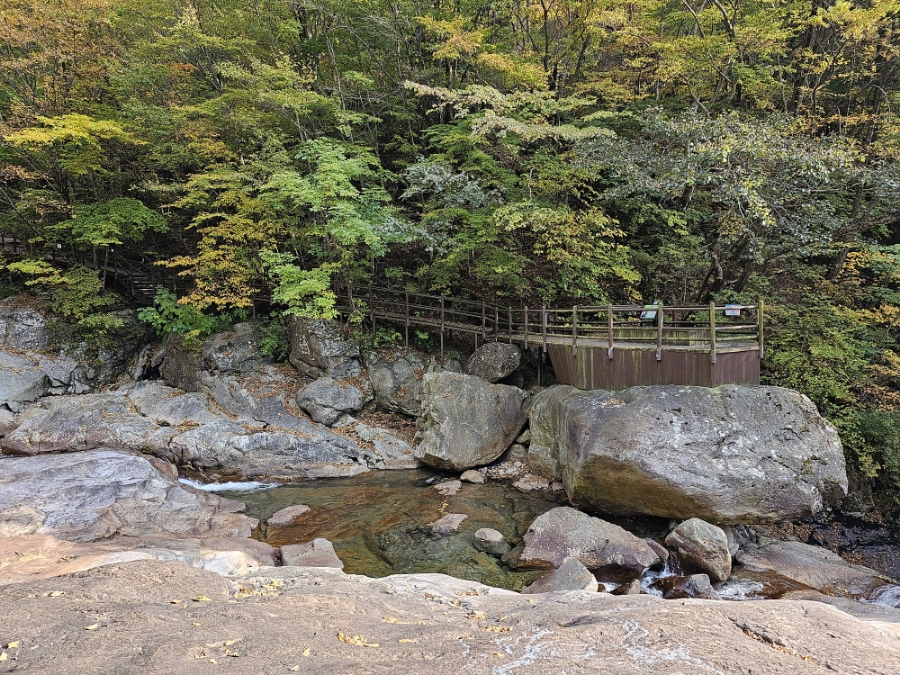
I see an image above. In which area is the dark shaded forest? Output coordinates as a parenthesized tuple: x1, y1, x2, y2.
(2, 0, 900, 507)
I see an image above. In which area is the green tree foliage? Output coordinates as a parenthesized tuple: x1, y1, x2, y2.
(2, 0, 900, 503)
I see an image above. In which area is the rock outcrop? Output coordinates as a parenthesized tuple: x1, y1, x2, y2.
(295, 377, 371, 425)
(414, 371, 529, 471)
(465, 342, 521, 383)
(0, 386, 391, 480)
(665, 518, 732, 583)
(652, 573, 720, 600)
(281, 538, 344, 568)
(4, 560, 899, 674)
(0, 299, 145, 411)
(0, 450, 255, 542)
(528, 384, 847, 523)
(511, 507, 660, 581)
(289, 316, 361, 379)
(364, 348, 426, 416)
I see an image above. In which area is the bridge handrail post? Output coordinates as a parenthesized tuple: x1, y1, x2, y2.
(524, 307, 529, 348)
(494, 306, 499, 341)
(607, 305, 614, 359)
(656, 302, 664, 361)
(405, 290, 410, 354)
(758, 299, 765, 360)
(440, 296, 445, 364)
(508, 307, 512, 344)
(481, 301, 486, 341)
(572, 305, 578, 357)
(709, 301, 717, 364)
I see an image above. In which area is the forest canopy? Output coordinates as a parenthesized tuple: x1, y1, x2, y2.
(2, 0, 900, 504)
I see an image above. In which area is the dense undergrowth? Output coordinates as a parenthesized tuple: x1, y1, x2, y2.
(2, 0, 900, 510)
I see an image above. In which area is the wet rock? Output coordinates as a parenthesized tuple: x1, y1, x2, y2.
(295, 377, 370, 426)
(465, 343, 521, 383)
(513, 474, 550, 493)
(268, 505, 311, 528)
(644, 539, 669, 568)
(512, 507, 660, 580)
(528, 384, 847, 523)
(473, 528, 510, 557)
(434, 480, 461, 496)
(460, 470, 485, 484)
(415, 372, 529, 471)
(281, 538, 344, 569)
(653, 574, 720, 600)
(426, 513, 468, 536)
(0, 450, 255, 542)
(612, 579, 643, 595)
(364, 349, 425, 416)
(289, 317, 361, 379)
(522, 557, 598, 594)
(665, 518, 732, 583)
(735, 540, 895, 600)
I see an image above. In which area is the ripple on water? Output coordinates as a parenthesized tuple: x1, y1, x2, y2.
(179, 478, 276, 492)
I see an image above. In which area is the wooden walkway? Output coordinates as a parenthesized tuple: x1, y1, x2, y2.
(338, 285, 763, 390)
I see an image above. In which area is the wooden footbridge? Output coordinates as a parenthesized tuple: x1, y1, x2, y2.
(338, 285, 763, 391)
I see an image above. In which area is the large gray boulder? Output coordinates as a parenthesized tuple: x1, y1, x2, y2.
(289, 317, 361, 379)
(511, 507, 660, 581)
(414, 371, 529, 471)
(665, 518, 732, 583)
(281, 538, 344, 569)
(465, 342, 521, 383)
(736, 540, 896, 601)
(364, 349, 425, 416)
(529, 384, 847, 523)
(0, 450, 255, 542)
(295, 377, 371, 425)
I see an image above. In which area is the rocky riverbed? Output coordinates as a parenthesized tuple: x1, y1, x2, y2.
(2, 295, 900, 673)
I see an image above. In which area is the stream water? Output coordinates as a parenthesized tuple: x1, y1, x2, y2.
(209, 469, 804, 597)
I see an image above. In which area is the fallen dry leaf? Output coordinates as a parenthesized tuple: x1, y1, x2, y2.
(193, 596, 212, 602)
(398, 639, 417, 643)
(48, 591, 64, 597)
(83, 624, 98, 631)
(467, 611, 487, 620)
(0, 653, 7, 662)
(302, 647, 310, 657)
(337, 633, 379, 647)
(6, 642, 18, 649)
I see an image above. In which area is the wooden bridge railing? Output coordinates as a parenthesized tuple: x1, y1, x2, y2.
(335, 285, 763, 365)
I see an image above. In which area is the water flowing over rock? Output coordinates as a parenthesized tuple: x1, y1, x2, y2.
(652, 573, 720, 600)
(522, 557, 598, 594)
(364, 349, 426, 416)
(511, 506, 660, 581)
(464, 342, 521, 383)
(289, 316, 361, 379)
(528, 384, 848, 523)
(735, 540, 897, 601)
(414, 371, 529, 471)
(0, 450, 255, 542)
(665, 518, 732, 583)
(295, 377, 371, 425)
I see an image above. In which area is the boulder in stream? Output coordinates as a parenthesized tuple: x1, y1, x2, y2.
(665, 518, 732, 583)
(522, 557, 598, 594)
(281, 538, 344, 569)
(528, 384, 847, 523)
(511, 506, 660, 581)
(415, 371, 529, 471)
